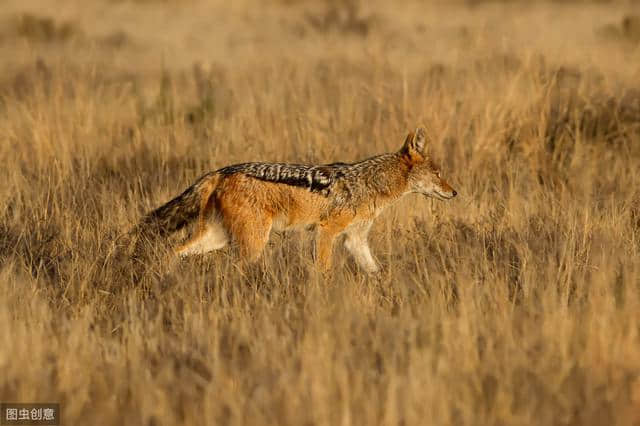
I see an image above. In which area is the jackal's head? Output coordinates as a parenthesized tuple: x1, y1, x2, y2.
(401, 126, 457, 201)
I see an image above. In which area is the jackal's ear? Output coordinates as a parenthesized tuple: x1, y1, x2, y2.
(402, 126, 428, 156)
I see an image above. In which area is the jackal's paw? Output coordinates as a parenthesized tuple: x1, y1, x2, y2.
(363, 263, 380, 274)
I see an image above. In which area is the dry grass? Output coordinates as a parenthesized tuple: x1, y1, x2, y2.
(1, 1, 640, 425)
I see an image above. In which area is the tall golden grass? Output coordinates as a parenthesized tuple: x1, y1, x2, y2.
(1, 0, 640, 424)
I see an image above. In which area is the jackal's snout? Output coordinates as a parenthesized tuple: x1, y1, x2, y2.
(435, 177, 457, 200)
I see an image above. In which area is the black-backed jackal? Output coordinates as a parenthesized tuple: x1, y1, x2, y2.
(134, 126, 457, 272)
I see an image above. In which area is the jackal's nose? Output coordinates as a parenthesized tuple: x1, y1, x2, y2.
(452, 190, 457, 197)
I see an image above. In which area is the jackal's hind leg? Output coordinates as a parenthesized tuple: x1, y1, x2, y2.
(344, 221, 379, 273)
(228, 216, 273, 263)
(176, 223, 228, 256)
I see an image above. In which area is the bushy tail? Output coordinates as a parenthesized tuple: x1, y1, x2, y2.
(131, 172, 220, 241)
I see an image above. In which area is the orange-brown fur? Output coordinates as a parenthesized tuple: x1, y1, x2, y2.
(136, 126, 457, 272)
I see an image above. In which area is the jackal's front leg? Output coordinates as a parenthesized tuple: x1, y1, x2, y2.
(344, 221, 379, 273)
(315, 226, 339, 271)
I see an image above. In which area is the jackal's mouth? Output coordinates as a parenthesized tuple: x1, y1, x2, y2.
(432, 190, 457, 201)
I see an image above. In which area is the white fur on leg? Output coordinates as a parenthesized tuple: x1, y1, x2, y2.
(177, 224, 229, 257)
(344, 222, 379, 273)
